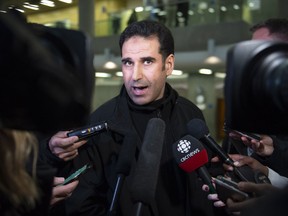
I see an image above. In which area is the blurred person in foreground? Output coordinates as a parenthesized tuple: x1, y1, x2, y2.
(205, 17, 288, 216)
(0, 9, 93, 215)
(0, 130, 79, 216)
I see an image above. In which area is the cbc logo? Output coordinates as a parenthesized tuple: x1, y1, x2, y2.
(177, 139, 191, 153)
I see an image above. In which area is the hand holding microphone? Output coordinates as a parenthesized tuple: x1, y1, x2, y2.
(48, 130, 88, 161)
(49, 121, 110, 161)
(187, 118, 270, 184)
(67, 121, 109, 141)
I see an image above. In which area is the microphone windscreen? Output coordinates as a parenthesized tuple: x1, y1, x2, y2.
(116, 132, 137, 175)
(130, 118, 166, 204)
(187, 118, 209, 139)
(173, 135, 208, 173)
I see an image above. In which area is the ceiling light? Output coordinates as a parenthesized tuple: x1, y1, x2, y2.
(7, 6, 24, 13)
(135, 7, 144, 12)
(220, 6, 227, 11)
(215, 72, 226, 79)
(95, 72, 112, 78)
(208, 8, 215, 13)
(188, 10, 194, 15)
(15, 8, 24, 13)
(23, 2, 39, 10)
(233, 4, 240, 10)
(204, 38, 221, 64)
(167, 73, 188, 79)
(40, 0, 55, 7)
(104, 61, 117, 69)
(199, 68, 212, 75)
(103, 48, 118, 69)
(199, 2, 208, 10)
(171, 70, 183, 76)
(115, 71, 123, 77)
(58, 0, 73, 3)
(248, 0, 261, 10)
(205, 56, 221, 64)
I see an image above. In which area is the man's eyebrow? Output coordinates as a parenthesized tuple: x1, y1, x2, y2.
(121, 57, 132, 63)
(140, 56, 156, 61)
(121, 57, 156, 63)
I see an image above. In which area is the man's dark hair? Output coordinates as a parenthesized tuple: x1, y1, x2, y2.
(250, 18, 288, 41)
(119, 20, 174, 61)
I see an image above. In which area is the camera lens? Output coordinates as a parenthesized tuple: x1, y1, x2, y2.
(225, 40, 288, 134)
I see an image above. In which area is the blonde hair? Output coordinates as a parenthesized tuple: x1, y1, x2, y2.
(0, 129, 39, 210)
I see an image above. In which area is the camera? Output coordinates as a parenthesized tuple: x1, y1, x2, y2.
(0, 12, 95, 132)
(224, 40, 288, 135)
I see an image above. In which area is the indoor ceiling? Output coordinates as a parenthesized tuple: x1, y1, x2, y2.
(0, 0, 78, 15)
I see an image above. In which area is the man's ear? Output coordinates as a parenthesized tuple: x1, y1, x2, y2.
(165, 54, 174, 76)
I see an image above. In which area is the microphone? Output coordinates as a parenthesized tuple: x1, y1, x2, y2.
(187, 119, 234, 166)
(130, 118, 166, 216)
(108, 132, 137, 216)
(67, 121, 108, 140)
(187, 118, 270, 183)
(172, 135, 216, 193)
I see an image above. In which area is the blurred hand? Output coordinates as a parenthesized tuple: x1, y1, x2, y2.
(229, 132, 274, 157)
(50, 177, 79, 206)
(202, 182, 226, 208)
(226, 181, 278, 213)
(205, 155, 269, 209)
(242, 135, 274, 157)
(48, 131, 88, 161)
(223, 154, 269, 176)
(203, 179, 278, 215)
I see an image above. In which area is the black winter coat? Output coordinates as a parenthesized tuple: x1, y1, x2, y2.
(48, 84, 226, 216)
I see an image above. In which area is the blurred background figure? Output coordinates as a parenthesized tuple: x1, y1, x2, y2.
(176, 0, 189, 27)
(163, 0, 177, 27)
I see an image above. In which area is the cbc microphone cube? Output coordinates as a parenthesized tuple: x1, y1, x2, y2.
(173, 135, 208, 173)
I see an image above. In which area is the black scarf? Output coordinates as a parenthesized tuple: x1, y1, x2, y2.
(125, 83, 178, 141)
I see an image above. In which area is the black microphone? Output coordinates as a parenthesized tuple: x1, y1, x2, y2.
(187, 119, 234, 166)
(130, 118, 166, 216)
(108, 132, 137, 216)
(67, 121, 108, 140)
(187, 118, 270, 183)
(172, 135, 216, 193)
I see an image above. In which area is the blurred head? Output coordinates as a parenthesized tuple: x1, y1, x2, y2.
(250, 18, 288, 41)
(119, 20, 175, 105)
(0, 14, 94, 133)
(0, 129, 39, 209)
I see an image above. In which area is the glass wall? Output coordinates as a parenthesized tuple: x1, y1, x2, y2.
(26, 0, 284, 37)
